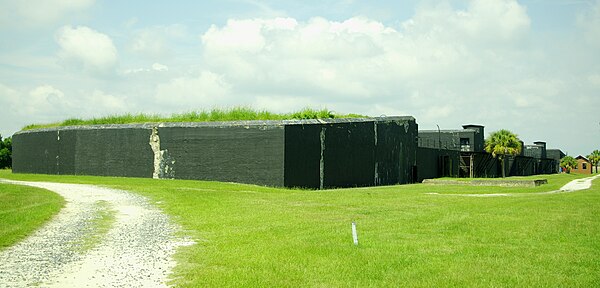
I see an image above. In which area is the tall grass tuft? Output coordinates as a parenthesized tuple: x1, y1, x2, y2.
(289, 108, 334, 120)
(21, 107, 368, 131)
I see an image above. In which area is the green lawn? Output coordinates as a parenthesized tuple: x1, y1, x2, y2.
(0, 180, 64, 249)
(0, 170, 598, 287)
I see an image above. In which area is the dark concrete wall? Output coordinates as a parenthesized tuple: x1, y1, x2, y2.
(418, 128, 483, 152)
(459, 152, 501, 178)
(536, 159, 557, 175)
(419, 131, 460, 150)
(546, 149, 565, 173)
(507, 156, 536, 176)
(13, 127, 154, 177)
(283, 117, 418, 189)
(419, 150, 560, 179)
(376, 119, 417, 186)
(74, 128, 154, 177)
(13, 130, 60, 174)
(523, 145, 543, 159)
(13, 117, 557, 184)
(322, 121, 375, 188)
(417, 147, 460, 182)
(283, 124, 321, 188)
(546, 149, 565, 161)
(462, 125, 485, 152)
(158, 125, 285, 186)
(13, 117, 418, 189)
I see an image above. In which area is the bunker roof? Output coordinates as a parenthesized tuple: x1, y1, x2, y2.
(16, 116, 416, 134)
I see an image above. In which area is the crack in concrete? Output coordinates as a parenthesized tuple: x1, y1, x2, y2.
(319, 126, 326, 190)
(149, 127, 175, 179)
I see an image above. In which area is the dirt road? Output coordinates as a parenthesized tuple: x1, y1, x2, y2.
(0, 180, 191, 288)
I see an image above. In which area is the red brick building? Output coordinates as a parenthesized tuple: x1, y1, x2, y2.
(571, 155, 593, 174)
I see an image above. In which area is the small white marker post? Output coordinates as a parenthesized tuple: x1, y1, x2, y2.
(352, 221, 359, 246)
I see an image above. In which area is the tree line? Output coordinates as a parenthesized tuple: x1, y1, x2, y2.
(561, 150, 600, 174)
(0, 134, 12, 169)
(483, 129, 599, 175)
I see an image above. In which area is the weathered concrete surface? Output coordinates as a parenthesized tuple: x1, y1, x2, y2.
(426, 174, 600, 197)
(12, 125, 154, 178)
(12, 117, 418, 188)
(157, 125, 285, 186)
(422, 178, 548, 187)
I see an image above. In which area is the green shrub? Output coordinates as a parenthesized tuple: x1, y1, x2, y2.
(0, 135, 11, 169)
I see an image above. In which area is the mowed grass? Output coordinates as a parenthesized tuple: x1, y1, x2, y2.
(21, 107, 367, 131)
(0, 170, 598, 287)
(0, 181, 64, 249)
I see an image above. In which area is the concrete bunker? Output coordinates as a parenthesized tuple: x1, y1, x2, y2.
(12, 117, 418, 189)
(417, 124, 560, 180)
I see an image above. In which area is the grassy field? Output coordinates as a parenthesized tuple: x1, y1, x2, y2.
(21, 107, 367, 131)
(0, 180, 64, 250)
(0, 170, 598, 287)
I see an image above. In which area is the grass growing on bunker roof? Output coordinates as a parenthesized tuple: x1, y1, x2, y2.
(1, 170, 599, 287)
(21, 107, 368, 131)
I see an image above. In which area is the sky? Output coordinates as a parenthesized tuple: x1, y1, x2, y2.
(0, 0, 599, 156)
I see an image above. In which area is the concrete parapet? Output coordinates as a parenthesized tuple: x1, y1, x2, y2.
(423, 178, 548, 187)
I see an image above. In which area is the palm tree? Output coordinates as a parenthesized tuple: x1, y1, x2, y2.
(588, 150, 600, 174)
(484, 129, 522, 178)
(560, 156, 578, 174)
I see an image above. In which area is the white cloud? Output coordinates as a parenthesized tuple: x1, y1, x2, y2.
(5, 85, 77, 129)
(155, 71, 232, 110)
(577, 0, 600, 46)
(201, 16, 399, 101)
(26, 85, 69, 115)
(2, 0, 599, 156)
(252, 95, 321, 113)
(241, 0, 287, 18)
(152, 63, 169, 72)
(188, 1, 598, 155)
(0, 83, 25, 135)
(130, 25, 188, 59)
(589, 74, 600, 87)
(0, 83, 19, 105)
(0, 83, 136, 135)
(122, 63, 169, 75)
(0, 0, 94, 27)
(459, 0, 530, 41)
(88, 90, 128, 112)
(56, 25, 118, 73)
(199, 0, 532, 112)
(424, 105, 454, 119)
(400, 1, 530, 47)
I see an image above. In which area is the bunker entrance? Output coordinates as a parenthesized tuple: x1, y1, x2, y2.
(460, 154, 473, 178)
(439, 155, 453, 177)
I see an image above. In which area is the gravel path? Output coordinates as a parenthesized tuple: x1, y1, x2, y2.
(0, 180, 192, 288)
(426, 174, 600, 197)
(558, 174, 600, 191)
